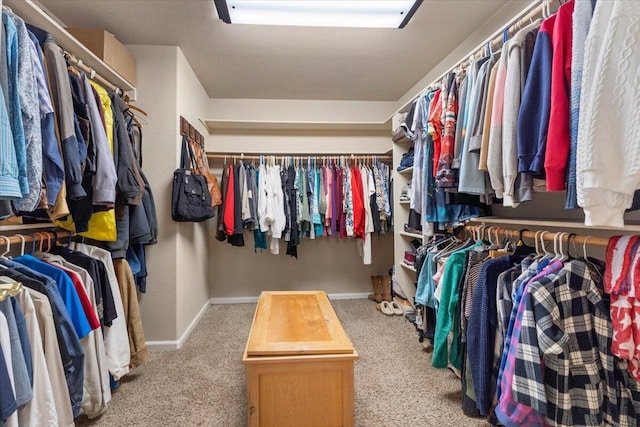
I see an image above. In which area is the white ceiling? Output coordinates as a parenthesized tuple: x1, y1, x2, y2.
(38, 0, 515, 101)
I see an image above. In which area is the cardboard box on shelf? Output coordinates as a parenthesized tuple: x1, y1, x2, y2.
(67, 28, 136, 86)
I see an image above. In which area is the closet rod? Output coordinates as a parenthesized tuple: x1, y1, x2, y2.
(422, 0, 558, 93)
(464, 224, 610, 247)
(0, 229, 73, 247)
(206, 153, 392, 161)
(64, 51, 122, 95)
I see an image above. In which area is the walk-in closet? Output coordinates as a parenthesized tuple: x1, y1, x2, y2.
(0, 0, 639, 425)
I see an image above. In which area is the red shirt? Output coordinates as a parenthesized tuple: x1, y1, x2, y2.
(428, 90, 443, 176)
(223, 164, 235, 235)
(350, 166, 365, 239)
(44, 261, 101, 330)
(545, 0, 575, 191)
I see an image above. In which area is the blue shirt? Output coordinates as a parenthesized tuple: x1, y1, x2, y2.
(3, 259, 85, 417)
(0, 82, 20, 200)
(415, 252, 438, 308)
(3, 13, 28, 196)
(10, 298, 32, 388)
(0, 298, 32, 407)
(466, 255, 511, 416)
(14, 255, 91, 339)
(27, 30, 64, 205)
(0, 341, 17, 421)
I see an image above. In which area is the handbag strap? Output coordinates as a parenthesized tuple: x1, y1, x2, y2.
(181, 135, 196, 170)
(191, 141, 210, 174)
(189, 138, 205, 175)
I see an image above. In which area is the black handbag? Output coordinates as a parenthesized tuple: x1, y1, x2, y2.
(171, 136, 216, 222)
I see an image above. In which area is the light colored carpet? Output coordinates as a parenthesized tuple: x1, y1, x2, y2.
(77, 299, 489, 426)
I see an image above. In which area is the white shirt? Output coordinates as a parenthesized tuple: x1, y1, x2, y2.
(16, 290, 58, 427)
(70, 243, 131, 380)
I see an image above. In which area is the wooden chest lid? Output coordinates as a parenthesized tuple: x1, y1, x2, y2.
(245, 291, 355, 357)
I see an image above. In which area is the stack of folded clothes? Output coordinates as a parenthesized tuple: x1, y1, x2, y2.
(391, 111, 409, 142)
(400, 183, 411, 201)
(403, 250, 416, 267)
(397, 146, 414, 171)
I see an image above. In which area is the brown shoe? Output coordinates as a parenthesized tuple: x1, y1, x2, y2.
(368, 275, 383, 303)
(381, 275, 393, 302)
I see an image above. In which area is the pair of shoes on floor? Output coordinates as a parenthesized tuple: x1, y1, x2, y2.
(368, 275, 392, 303)
(376, 300, 404, 316)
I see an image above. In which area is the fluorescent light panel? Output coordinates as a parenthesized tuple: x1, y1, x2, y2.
(215, 1, 422, 28)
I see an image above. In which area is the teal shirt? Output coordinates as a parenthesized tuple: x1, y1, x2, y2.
(432, 240, 483, 371)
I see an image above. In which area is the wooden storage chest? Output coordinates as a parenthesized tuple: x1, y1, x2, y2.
(242, 291, 358, 427)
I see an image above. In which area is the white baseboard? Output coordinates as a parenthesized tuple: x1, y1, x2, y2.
(146, 299, 211, 350)
(144, 340, 179, 351)
(327, 292, 369, 300)
(209, 296, 259, 304)
(209, 292, 369, 305)
(147, 292, 370, 350)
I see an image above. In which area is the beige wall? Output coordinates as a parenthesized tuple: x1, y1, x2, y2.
(208, 133, 390, 155)
(175, 49, 213, 336)
(209, 98, 396, 124)
(127, 45, 180, 342)
(129, 45, 212, 343)
(210, 233, 393, 298)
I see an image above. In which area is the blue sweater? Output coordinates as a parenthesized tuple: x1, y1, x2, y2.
(517, 15, 556, 177)
(466, 255, 512, 416)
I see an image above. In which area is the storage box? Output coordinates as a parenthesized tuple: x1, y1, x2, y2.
(243, 291, 358, 427)
(67, 28, 136, 86)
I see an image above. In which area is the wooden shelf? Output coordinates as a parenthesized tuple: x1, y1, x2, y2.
(203, 119, 390, 134)
(5, 0, 135, 92)
(393, 135, 413, 145)
(468, 217, 640, 232)
(399, 231, 422, 240)
(0, 223, 56, 231)
(397, 167, 413, 176)
(400, 262, 416, 273)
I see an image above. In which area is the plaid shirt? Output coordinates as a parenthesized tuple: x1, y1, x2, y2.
(496, 256, 535, 361)
(495, 260, 563, 426)
(496, 258, 549, 401)
(511, 260, 640, 426)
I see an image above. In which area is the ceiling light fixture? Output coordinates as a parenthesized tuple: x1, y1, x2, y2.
(213, 0, 423, 29)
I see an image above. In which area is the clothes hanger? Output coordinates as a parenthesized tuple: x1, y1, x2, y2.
(33, 232, 44, 253)
(581, 236, 604, 281)
(511, 228, 535, 258)
(557, 232, 569, 262)
(469, 225, 477, 241)
(16, 234, 25, 257)
(539, 231, 554, 261)
(490, 228, 511, 258)
(0, 236, 10, 259)
(550, 232, 565, 262)
(67, 64, 81, 77)
(533, 230, 543, 256)
(127, 103, 148, 117)
(0, 279, 22, 302)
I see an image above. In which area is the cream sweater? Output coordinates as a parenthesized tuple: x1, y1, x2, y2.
(577, 0, 640, 227)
